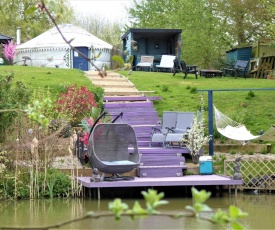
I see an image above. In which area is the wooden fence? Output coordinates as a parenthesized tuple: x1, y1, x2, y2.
(224, 156, 275, 191)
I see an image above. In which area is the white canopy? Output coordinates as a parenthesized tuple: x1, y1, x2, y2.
(17, 24, 112, 50)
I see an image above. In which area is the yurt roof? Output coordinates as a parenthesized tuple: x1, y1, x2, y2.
(17, 24, 112, 50)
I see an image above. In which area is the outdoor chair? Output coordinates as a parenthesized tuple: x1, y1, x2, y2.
(164, 112, 194, 147)
(136, 55, 154, 71)
(223, 60, 249, 78)
(88, 123, 140, 181)
(156, 55, 176, 72)
(150, 111, 178, 147)
(173, 60, 198, 79)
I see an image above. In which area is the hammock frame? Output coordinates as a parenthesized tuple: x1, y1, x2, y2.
(197, 88, 275, 156)
(214, 106, 260, 141)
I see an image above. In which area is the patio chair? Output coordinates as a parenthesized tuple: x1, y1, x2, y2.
(150, 111, 178, 147)
(173, 60, 198, 79)
(88, 123, 140, 181)
(136, 55, 154, 71)
(156, 55, 176, 72)
(223, 60, 249, 78)
(164, 112, 194, 147)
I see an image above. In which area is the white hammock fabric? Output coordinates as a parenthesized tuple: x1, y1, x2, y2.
(214, 106, 260, 141)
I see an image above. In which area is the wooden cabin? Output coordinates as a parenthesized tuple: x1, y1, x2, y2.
(121, 28, 182, 71)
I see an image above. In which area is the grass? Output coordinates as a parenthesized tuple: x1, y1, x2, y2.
(0, 66, 94, 99)
(1, 65, 275, 141)
(118, 70, 275, 139)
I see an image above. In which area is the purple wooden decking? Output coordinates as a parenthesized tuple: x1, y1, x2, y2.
(103, 97, 192, 178)
(103, 96, 162, 102)
(77, 175, 243, 188)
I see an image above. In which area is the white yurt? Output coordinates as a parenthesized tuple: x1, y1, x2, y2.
(15, 24, 113, 71)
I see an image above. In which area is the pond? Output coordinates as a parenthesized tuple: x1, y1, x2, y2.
(0, 192, 274, 229)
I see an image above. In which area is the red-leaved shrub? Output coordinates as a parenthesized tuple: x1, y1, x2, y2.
(55, 85, 97, 125)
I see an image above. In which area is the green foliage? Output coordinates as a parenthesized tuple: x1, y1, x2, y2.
(112, 55, 124, 69)
(213, 154, 227, 174)
(24, 98, 53, 128)
(245, 90, 255, 100)
(190, 87, 197, 94)
(141, 189, 168, 214)
(229, 149, 237, 155)
(44, 169, 71, 198)
(186, 187, 212, 215)
(108, 188, 247, 229)
(0, 169, 72, 199)
(109, 198, 129, 220)
(160, 85, 169, 92)
(0, 0, 73, 44)
(0, 71, 32, 141)
(128, 0, 273, 68)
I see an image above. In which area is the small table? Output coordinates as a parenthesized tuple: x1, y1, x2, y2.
(200, 69, 223, 78)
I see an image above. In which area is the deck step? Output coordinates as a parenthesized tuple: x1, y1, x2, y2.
(138, 147, 190, 155)
(140, 155, 185, 166)
(103, 94, 189, 178)
(104, 96, 162, 102)
(137, 165, 187, 177)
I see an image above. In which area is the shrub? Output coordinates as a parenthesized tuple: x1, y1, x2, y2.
(229, 149, 236, 155)
(55, 84, 98, 126)
(190, 87, 197, 94)
(2, 40, 17, 65)
(0, 71, 32, 142)
(160, 85, 169, 92)
(245, 90, 255, 100)
(112, 55, 124, 69)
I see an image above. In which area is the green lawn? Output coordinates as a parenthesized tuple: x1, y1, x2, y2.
(0, 66, 94, 98)
(2, 66, 275, 139)
(118, 70, 275, 137)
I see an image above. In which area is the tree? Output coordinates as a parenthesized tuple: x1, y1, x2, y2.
(212, 0, 272, 47)
(0, 0, 74, 43)
(127, 0, 275, 68)
(73, 14, 124, 48)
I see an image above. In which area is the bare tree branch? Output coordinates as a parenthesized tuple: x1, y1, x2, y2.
(40, 0, 104, 78)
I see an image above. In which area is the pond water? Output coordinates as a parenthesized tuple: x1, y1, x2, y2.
(0, 192, 275, 229)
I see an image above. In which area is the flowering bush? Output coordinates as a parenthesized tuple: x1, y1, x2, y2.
(184, 116, 211, 163)
(2, 40, 17, 65)
(55, 85, 97, 126)
(79, 117, 95, 146)
(183, 96, 212, 164)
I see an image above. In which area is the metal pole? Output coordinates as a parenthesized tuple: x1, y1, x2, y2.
(208, 90, 214, 156)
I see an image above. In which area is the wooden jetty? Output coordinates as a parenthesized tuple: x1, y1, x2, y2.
(77, 73, 243, 198)
(78, 175, 243, 199)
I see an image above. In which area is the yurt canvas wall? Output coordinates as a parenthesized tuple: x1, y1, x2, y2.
(15, 24, 113, 71)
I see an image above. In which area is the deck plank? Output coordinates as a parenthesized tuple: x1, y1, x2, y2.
(77, 175, 243, 188)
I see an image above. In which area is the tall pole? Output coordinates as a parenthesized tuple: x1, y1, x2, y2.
(208, 90, 214, 156)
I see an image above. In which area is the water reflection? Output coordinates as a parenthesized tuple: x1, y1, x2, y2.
(0, 193, 275, 229)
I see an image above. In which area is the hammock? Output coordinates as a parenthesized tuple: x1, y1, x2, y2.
(214, 106, 261, 141)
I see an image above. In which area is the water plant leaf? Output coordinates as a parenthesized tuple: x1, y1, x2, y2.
(108, 198, 128, 220)
(211, 208, 229, 224)
(229, 205, 248, 219)
(191, 187, 212, 204)
(231, 221, 245, 230)
(126, 201, 148, 219)
(141, 189, 168, 214)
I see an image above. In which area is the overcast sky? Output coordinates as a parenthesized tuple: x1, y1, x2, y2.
(68, 0, 133, 22)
